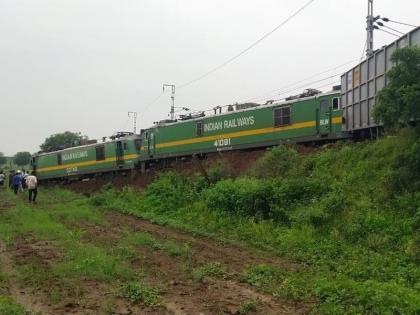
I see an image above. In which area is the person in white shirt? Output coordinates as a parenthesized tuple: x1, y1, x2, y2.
(25, 171, 38, 203)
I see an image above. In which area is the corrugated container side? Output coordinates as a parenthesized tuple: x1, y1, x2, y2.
(341, 26, 420, 132)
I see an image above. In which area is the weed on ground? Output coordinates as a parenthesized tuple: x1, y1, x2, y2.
(92, 131, 420, 314)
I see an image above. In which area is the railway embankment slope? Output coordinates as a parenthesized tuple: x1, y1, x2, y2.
(0, 130, 419, 314)
(93, 129, 420, 314)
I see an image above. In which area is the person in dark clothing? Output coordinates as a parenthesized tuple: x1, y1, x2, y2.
(12, 171, 22, 194)
(8, 170, 14, 188)
(0, 170, 5, 187)
(21, 169, 27, 189)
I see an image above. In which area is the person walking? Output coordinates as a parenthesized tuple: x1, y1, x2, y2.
(25, 171, 38, 203)
(21, 169, 28, 190)
(0, 170, 5, 188)
(8, 170, 14, 189)
(12, 171, 22, 194)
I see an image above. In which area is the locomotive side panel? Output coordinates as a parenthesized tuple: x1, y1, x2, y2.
(141, 93, 342, 160)
(34, 136, 141, 180)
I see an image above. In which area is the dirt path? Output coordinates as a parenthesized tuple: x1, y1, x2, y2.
(105, 212, 301, 274)
(80, 212, 312, 315)
(0, 236, 169, 315)
(0, 198, 312, 314)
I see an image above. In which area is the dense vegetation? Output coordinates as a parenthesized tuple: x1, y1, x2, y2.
(12, 152, 31, 167)
(40, 131, 87, 152)
(373, 46, 420, 131)
(91, 130, 420, 314)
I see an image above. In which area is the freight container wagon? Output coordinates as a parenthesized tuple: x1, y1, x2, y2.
(341, 26, 420, 136)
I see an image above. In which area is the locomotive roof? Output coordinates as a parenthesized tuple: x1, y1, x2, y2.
(145, 89, 339, 129)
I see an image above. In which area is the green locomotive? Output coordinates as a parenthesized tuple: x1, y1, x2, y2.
(139, 90, 342, 162)
(32, 90, 343, 180)
(32, 134, 141, 181)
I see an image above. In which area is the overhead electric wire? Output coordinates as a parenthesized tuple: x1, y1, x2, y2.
(384, 18, 417, 28)
(376, 27, 400, 37)
(244, 68, 349, 103)
(270, 80, 341, 103)
(177, 0, 316, 89)
(185, 74, 342, 115)
(241, 59, 357, 103)
(382, 24, 404, 35)
(186, 78, 340, 114)
(187, 61, 354, 113)
(140, 92, 164, 111)
(260, 73, 342, 102)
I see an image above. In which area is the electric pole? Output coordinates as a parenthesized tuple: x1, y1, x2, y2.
(163, 84, 176, 121)
(366, 0, 380, 57)
(128, 112, 138, 134)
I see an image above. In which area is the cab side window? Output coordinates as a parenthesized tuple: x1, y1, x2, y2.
(332, 97, 340, 111)
(57, 153, 62, 165)
(96, 145, 105, 161)
(134, 139, 142, 151)
(274, 106, 291, 127)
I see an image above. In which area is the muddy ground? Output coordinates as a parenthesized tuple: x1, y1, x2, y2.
(0, 197, 313, 315)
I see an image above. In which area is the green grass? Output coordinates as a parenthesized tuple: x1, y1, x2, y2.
(122, 231, 191, 258)
(54, 243, 133, 281)
(2, 130, 420, 313)
(92, 130, 420, 314)
(120, 282, 162, 306)
(239, 299, 257, 314)
(0, 189, 137, 306)
(0, 296, 30, 315)
(241, 264, 316, 301)
(192, 262, 226, 282)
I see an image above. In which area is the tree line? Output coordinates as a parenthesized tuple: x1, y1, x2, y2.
(0, 131, 87, 168)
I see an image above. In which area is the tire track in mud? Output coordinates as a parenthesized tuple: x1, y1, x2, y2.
(105, 212, 301, 274)
(0, 207, 168, 315)
(0, 197, 312, 314)
(1, 236, 170, 315)
(79, 211, 312, 315)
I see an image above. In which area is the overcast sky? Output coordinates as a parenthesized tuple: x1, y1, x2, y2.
(0, 0, 418, 155)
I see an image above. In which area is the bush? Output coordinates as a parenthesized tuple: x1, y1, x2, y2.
(146, 172, 197, 212)
(390, 138, 420, 192)
(205, 178, 275, 218)
(272, 178, 328, 207)
(253, 145, 299, 178)
(207, 160, 228, 184)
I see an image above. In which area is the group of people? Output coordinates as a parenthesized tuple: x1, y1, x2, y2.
(0, 169, 38, 203)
